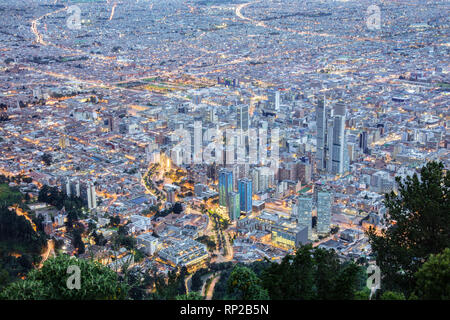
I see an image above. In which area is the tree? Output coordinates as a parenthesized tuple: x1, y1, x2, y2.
(227, 265, 269, 300)
(414, 248, 450, 300)
(314, 247, 341, 299)
(332, 263, 362, 299)
(172, 202, 183, 214)
(87, 220, 96, 234)
(367, 161, 450, 296)
(93, 231, 107, 246)
(112, 233, 136, 251)
(260, 245, 364, 300)
(0, 268, 9, 290)
(330, 226, 339, 234)
(380, 291, 406, 300)
(72, 228, 85, 255)
(354, 287, 371, 300)
(261, 245, 315, 300)
(41, 153, 52, 166)
(109, 215, 121, 227)
(118, 225, 128, 236)
(191, 271, 204, 292)
(176, 292, 204, 300)
(0, 255, 129, 300)
(151, 269, 184, 300)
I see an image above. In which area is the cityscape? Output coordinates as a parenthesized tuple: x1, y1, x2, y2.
(0, 0, 448, 305)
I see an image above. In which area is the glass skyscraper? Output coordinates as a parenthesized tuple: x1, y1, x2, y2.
(316, 97, 348, 175)
(331, 115, 346, 175)
(219, 168, 233, 207)
(236, 104, 249, 131)
(316, 96, 327, 172)
(238, 178, 252, 214)
(228, 191, 240, 221)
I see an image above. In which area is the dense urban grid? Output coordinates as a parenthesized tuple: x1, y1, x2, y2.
(0, 0, 448, 301)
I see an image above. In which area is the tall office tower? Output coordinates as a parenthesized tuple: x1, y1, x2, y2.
(332, 102, 348, 174)
(316, 96, 327, 172)
(236, 105, 249, 167)
(297, 195, 313, 239)
(359, 131, 369, 154)
(193, 120, 203, 163)
(330, 114, 346, 175)
(228, 191, 240, 221)
(251, 169, 259, 194)
(232, 165, 240, 190)
(317, 190, 332, 234)
(238, 178, 252, 214)
(81, 182, 97, 210)
(236, 105, 249, 131)
(192, 94, 202, 105)
(316, 97, 348, 175)
(343, 132, 350, 173)
(268, 89, 281, 111)
(251, 166, 271, 192)
(219, 169, 233, 207)
(207, 107, 216, 123)
(185, 119, 202, 164)
(274, 90, 280, 111)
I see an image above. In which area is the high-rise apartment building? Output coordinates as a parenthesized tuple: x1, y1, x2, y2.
(80, 181, 97, 210)
(317, 190, 332, 234)
(297, 195, 313, 239)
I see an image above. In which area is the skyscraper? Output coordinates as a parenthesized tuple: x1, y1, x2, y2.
(228, 191, 240, 221)
(359, 131, 369, 154)
(297, 195, 313, 239)
(80, 181, 97, 210)
(316, 97, 348, 175)
(238, 178, 252, 214)
(219, 169, 233, 207)
(331, 114, 346, 174)
(236, 104, 249, 131)
(317, 190, 332, 234)
(65, 179, 80, 198)
(251, 169, 259, 194)
(316, 96, 327, 172)
(274, 90, 280, 111)
(268, 89, 280, 111)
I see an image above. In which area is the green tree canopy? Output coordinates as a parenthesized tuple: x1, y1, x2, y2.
(0, 254, 129, 300)
(176, 292, 204, 300)
(380, 291, 406, 300)
(367, 161, 450, 295)
(227, 265, 269, 300)
(414, 248, 450, 300)
(260, 245, 364, 300)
